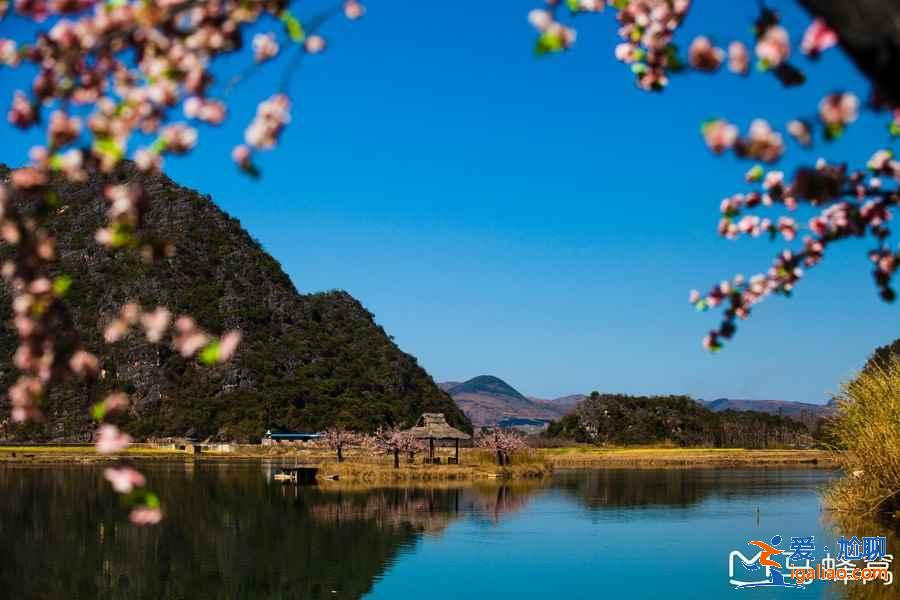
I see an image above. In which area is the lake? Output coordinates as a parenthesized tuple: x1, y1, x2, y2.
(0, 464, 895, 599)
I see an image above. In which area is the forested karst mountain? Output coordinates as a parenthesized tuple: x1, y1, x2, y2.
(0, 164, 469, 441)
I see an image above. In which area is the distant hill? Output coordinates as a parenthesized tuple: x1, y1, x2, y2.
(0, 163, 470, 442)
(531, 393, 586, 413)
(442, 375, 567, 427)
(703, 398, 833, 420)
(545, 393, 812, 448)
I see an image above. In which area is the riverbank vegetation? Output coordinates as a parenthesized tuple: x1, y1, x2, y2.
(826, 354, 900, 521)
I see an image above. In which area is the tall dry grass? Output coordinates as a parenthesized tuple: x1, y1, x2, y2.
(825, 357, 900, 519)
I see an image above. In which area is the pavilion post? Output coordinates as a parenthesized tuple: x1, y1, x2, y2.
(429, 438, 434, 463)
(455, 439, 459, 464)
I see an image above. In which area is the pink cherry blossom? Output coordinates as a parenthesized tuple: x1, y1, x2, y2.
(7, 91, 35, 128)
(305, 35, 326, 54)
(104, 467, 146, 494)
(231, 144, 252, 169)
(818, 92, 859, 131)
(140, 307, 171, 343)
(244, 94, 291, 150)
(183, 97, 226, 125)
(688, 36, 723, 72)
(96, 424, 131, 454)
(344, 0, 365, 20)
(727, 41, 749, 75)
(0, 39, 19, 66)
(702, 119, 738, 154)
(787, 119, 812, 146)
(129, 506, 163, 526)
(252, 33, 279, 63)
(68, 350, 99, 376)
(100, 392, 129, 415)
(527, 9, 553, 32)
(755, 25, 790, 68)
(801, 18, 837, 57)
(217, 330, 242, 362)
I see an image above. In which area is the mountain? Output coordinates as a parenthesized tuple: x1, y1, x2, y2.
(0, 163, 470, 442)
(531, 393, 585, 413)
(442, 375, 566, 427)
(703, 398, 833, 419)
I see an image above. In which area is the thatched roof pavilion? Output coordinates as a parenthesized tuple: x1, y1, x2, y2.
(407, 413, 470, 464)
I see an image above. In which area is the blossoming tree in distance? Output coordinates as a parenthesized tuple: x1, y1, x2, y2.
(476, 429, 527, 466)
(0, 0, 364, 523)
(528, 0, 899, 351)
(371, 426, 423, 468)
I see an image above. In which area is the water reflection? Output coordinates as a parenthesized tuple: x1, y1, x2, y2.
(555, 467, 836, 509)
(0, 464, 894, 600)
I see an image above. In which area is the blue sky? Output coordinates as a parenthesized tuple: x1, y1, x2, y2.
(1, 1, 897, 403)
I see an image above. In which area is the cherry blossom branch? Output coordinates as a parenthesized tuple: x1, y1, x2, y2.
(0, 0, 365, 524)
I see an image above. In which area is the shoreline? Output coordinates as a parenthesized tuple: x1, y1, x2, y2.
(0, 445, 836, 469)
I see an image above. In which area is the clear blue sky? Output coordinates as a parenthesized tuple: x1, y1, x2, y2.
(1, 1, 896, 403)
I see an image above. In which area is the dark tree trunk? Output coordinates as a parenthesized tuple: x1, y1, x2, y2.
(393, 448, 399, 469)
(798, 0, 900, 105)
(337, 445, 343, 463)
(496, 450, 503, 466)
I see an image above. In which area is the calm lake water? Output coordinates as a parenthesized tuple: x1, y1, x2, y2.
(0, 464, 896, 600)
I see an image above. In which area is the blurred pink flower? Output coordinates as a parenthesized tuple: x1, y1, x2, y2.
(801, 18, 837, 57)
(101, 392, 129, 414)
(129, 506, 162, 526)
(140, 306, 171, 343)
(104, 467, 146, 494)
(727, 41, 748, 74)
(755, 25, 790, 68)
(787, 119, 812, 146)
(96, 424, 131, 454)
(527, 9, 553, 32)
(252, 33, 279, 63)
(305, 35, 326, 54)
(217, 330, 241, 362)
(69, 350, 99, 377)
(818, 93, 858, 128)
(688, 36, 723, 71)
(231, 144, 252, 169)
(702, 119, 738, 154)
(344, 0, 364, 20)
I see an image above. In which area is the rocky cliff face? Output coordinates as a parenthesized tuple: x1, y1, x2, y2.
(0, 164, 470, 441)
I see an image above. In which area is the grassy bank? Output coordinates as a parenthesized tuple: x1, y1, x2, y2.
(0, 444, 835, 469)
(316, 461, 550, 483)
(540, 446, 835, 468)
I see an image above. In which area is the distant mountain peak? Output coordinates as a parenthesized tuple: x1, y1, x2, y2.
(447, 375, 527, 401)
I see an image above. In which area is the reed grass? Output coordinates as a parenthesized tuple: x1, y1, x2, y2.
(825, 357, 900, 520)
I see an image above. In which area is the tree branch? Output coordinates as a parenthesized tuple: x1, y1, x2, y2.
(798, 0, 900, 105)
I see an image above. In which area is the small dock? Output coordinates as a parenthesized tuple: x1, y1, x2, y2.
(272, 467, 319, 485)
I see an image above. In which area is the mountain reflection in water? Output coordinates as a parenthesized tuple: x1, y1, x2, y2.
(0, 464, 895, 600)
